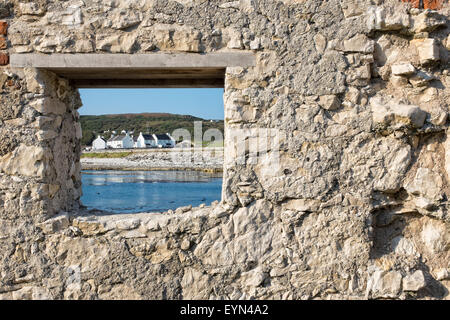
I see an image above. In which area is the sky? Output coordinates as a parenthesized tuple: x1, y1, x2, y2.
(79, 88, 224, 120)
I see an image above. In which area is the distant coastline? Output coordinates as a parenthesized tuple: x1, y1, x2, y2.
(80, 147, 224, 173)
(82, 166, 223, 173)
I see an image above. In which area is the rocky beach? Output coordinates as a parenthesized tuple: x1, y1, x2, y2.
(81, 147, 224, 172)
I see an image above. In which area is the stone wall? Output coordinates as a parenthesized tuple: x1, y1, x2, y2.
(0, 0, 449, 300)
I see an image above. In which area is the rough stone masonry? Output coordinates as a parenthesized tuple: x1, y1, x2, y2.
(0, 0, 449, 300)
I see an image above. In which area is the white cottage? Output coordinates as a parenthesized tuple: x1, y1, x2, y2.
(92, 135, 107, 150)
(133, 135, 139, 148)
(106, 132, 134, 149)
(154, 133, 175, 148)
(136, 132, 157, 148)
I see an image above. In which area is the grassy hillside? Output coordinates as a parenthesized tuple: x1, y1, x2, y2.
(80, 113, 224, 146)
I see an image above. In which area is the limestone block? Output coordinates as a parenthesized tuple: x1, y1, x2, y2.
(412, 10, 447, 33)
(340, 0, 366, 18)
(13, 45, 32, 53)
(122, 230, 146, 238)
(109, 9, 142, 30)
(371, 96, 427, 129)
(282, 198, 320, 212)
(96, 33, 137, 53)
(36, 130, 58, 141)
(445, 34, 450, 51)
(31, 116, 53, 128)
(344, 87, 361, 105)
(175, 205, 192, 214)
(31, 97, 67, 115)
(391, 236, 418, 256)
(181, 268, 211, 299)
(368, 6, 411, 31)
(431, 110, 447, 126)
(340, 34, 375, 54)
(72, 218, 109, 236)
(12, 286, 51, 300)
(250, 38, 261, 50)
(5, 118, 27, 127)
(224, 28, 243, 49)
(115, 218, 141, 230)
(373, 138, 412, 193)
(314, 34, 327, 54)
(239, 0, 258, 13)
(409, 70, 435, 87)
(346, 64, 371, 86)
(405, 167, 443, 202)
(74, 40, 94, 53)
(24, 68, 59, 95)
(391, 63, 415, 76)
(435, 268, 450, 281)
(367, 270, 402, 299)
(421, 221, 447, 254)
(226, 102, 256, 122)
(318, 95, 340, 110)
(9, 33, 30, 46)
(38, 213, 70, 234)
(98, 283, 142, 300)
(242, 266, 268, 287)
(145, 219, 161, 231)
(219, 1, 239, 9)
(0, 144, 49, 178)
(11, 286, 50, 300)
(180, 238, 191, 250)
(342, 135, 412, 194)
(403, 270, 426, 292)
(61, 5, 83, 27)
(18, 2, 46, 16)
(36, 37, 62, 53)
(390, 75, 410, 87)
(146, 24, 202, 52)
(171, 29, 201, 52)
(46, 4, 83, 27)
(411, 39, 440, 65)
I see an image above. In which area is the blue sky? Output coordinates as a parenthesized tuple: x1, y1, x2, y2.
(79, 88, 224, 120)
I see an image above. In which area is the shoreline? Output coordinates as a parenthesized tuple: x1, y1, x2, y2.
(80, 147, 224, 174)
(81, 166, 223, 173)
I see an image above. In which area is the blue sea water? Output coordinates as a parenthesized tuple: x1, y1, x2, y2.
(81, 170, 223, 213)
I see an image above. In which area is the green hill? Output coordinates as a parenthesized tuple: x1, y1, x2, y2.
(80, 113, 224, 146)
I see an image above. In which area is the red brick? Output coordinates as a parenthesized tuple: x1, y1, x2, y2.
(0, 53, 9, 66)
(401, 0, 445, 10)
(402, 0, 421, 8)
(0, 21, 7, 36)
(423, 0, 445, 9)
(0, 36, 6, 50)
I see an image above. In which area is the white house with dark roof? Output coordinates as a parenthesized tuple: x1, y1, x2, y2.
(92, 135, 107, 150)
(154, 133, 175, 148)
(106, 132, 134, 149)
(136, 132, 157, 148)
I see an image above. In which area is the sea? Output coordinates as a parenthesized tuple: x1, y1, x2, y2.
(81, 170, 223, 213)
